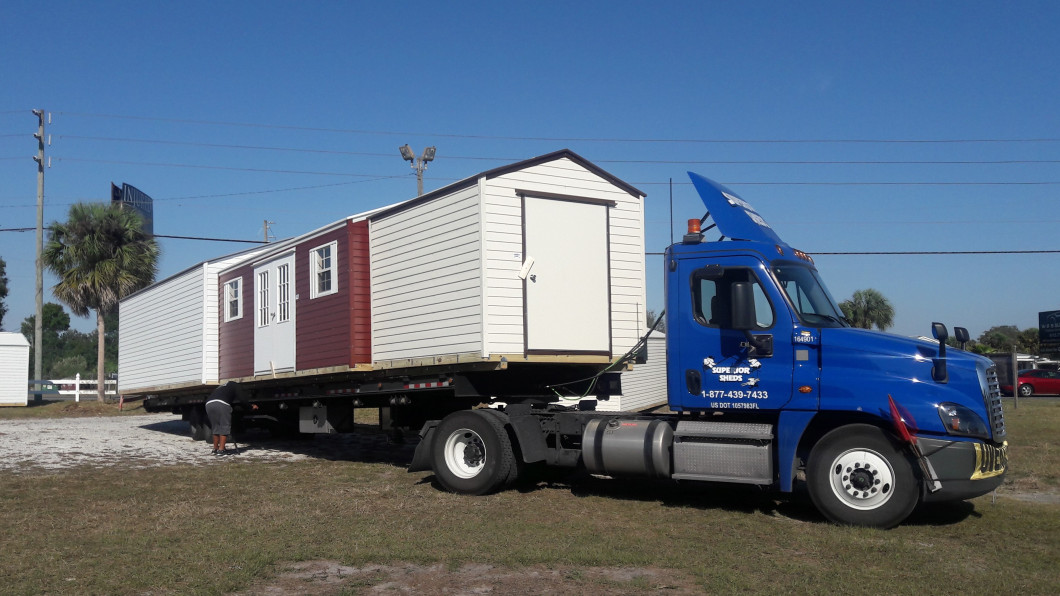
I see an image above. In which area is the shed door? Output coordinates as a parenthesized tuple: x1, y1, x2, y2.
(523, 197, 611, 354)
(254, 253, 296, 374)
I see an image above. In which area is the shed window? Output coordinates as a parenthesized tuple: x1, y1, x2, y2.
(277, 263, 290, 322)
(223, 278, 242, 322)
(310, 241, 338, 299)
(258, 270, 270, 327)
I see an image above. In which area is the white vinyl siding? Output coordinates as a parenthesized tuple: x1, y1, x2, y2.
(0, 333, 30, 406)
(118, 249, 265, 394)
(480, 158, 646, 358)
(370, 186, 483, 361)
(119, 266, 210, 393)
(596, 333, 667, 412)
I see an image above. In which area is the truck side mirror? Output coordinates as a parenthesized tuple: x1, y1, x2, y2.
(931, 322, 949, 383)
(954, 326, 969, 350)
(731, 282, 756, 331)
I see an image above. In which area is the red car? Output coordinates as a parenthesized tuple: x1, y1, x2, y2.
(1003, 369, 1060, 396)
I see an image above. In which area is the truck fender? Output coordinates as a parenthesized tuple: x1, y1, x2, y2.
(408, 420, 440, 473)
(778, 410, 817, 492)
(500, 411, 548, 464)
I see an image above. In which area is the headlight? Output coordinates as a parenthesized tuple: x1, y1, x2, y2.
(937, 402, 989, 440)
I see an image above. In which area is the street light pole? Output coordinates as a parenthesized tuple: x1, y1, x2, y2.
(399, 145, 436, 196)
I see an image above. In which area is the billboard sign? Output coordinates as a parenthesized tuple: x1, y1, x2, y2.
(111, 182, 154, 236)
(1040, 310, 1060, 356)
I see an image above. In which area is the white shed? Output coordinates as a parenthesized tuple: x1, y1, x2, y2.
(369, 149, 646, 367)
(0, 332, 30, 407)
(119, 246, 268, 394)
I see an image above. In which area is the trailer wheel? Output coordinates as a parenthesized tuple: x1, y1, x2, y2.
(806, 424, 919, 528)
(431, 410, 517, 495)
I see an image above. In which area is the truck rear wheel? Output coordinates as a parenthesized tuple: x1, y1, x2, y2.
(807, 424, 919, 528)
(431, 410, 518, 495)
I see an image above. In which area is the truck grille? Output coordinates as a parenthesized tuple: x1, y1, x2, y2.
(985, 366, 1006, 438)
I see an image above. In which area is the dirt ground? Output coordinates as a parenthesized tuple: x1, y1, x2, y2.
(0, 413, 416, 473)
(231, 560, 704, 595)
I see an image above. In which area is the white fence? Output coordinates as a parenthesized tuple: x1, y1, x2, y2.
(30, 375, 118, 402)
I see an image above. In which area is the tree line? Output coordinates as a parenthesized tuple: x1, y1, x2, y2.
(0, 202, 158, 401)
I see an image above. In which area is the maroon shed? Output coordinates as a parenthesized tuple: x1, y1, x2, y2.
(217, 216, 374, 379)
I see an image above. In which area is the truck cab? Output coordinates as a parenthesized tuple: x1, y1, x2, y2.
(664, 173, 1007, 525)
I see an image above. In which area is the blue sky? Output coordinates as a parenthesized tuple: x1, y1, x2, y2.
(1, 1, 1057, 340)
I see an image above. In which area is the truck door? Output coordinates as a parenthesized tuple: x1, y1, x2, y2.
(254, 252, 296, 374)
(669, 256, 794, 412)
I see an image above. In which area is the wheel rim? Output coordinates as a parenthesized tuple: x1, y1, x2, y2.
(1020, 385, 1032, 397)
(827, 447, 896, 511)
(443, 427, 487, 479)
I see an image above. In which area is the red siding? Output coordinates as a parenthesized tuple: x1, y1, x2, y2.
(218, 266, 254, 379)
(295, 220, 371, 369)
(348, 219, 372, 363)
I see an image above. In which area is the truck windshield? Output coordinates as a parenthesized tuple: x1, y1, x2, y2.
(771, 264, 848, 328)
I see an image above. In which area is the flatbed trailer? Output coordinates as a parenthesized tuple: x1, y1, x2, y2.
(132, 161, 1008, 528)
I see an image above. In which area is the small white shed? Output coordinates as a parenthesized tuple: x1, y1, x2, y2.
(119, 246, 269, 394)
(596, 332, 667, 412)
(0, 332, 30, 407)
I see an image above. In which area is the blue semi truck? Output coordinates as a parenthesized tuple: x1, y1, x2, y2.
(410, 173, 1007, 528)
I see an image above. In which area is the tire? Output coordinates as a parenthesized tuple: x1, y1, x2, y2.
(1018, 384, 1034, 397)
(806, 424, 919, 528)
(431, 410, 519, 495)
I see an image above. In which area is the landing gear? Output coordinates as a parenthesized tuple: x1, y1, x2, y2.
(187, 406, 211, 442)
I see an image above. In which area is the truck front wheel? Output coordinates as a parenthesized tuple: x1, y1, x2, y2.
(807, 424, 919, 528)
(431, 411, 518, 495)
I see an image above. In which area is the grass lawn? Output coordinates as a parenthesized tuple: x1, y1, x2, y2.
(0, 398, 1057, 594)
(0, 399, 152, 419)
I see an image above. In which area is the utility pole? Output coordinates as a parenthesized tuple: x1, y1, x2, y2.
(263, 220, 275, 243)
(399, 145, 437, 196)
(32, 109, 45, 385)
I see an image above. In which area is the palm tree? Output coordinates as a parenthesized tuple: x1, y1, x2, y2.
(43, 203, 159, 402)
(839, 288, 895, 331)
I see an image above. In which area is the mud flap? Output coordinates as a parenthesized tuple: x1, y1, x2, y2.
(408, 421, 439, 472)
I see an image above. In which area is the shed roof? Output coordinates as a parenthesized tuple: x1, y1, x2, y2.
(369, 149, 645, 220)
(0, 332, 30, 347)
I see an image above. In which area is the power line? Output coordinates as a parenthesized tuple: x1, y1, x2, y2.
(812, 250, 1060, 255)
(0, 177, 404, 209)
(33, 155, 1060, 185)
(0, 226, 264, 244)
(6, 227, 1056, 254)
(53, 156, 410, 179)
(155, 234, 265, 244)
(53, 134, 1060, 166)
(646, 249, 1060, 256)
(54, 111, 1060, 144)
(627, 178, 1060, 185)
